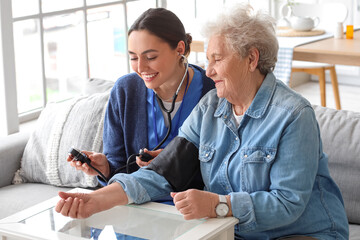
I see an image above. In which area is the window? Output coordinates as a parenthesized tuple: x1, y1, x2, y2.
(0, 0, 274, 136)
(13, 19, 43, 113)
(11, 0, 158, 119)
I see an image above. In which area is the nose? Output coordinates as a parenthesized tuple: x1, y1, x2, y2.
(137, 57, 148, 73)
(206, 64, 215, 78)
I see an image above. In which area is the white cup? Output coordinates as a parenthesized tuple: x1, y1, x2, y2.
(334, 22, 344, 39)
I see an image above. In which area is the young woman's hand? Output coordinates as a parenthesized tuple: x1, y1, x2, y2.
(68, 151, 110, 178)
(136, 148, 163, 167)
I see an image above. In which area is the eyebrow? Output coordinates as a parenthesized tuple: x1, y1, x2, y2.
(128, 49, 159, 55)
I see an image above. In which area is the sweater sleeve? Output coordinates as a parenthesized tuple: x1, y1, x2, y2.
(100, 74, 148, 186)
(101, 80, 128, 185)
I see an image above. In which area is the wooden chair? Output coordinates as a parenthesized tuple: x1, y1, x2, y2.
(291, 61, 341, 109)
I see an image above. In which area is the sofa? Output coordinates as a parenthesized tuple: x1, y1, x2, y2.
(0, 83, 359, 238)
(0, 78, 115, 219)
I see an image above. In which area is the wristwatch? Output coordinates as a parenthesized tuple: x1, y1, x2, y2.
(215, 195, 229, 218)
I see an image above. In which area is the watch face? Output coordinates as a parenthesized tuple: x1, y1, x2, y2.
(216, 203, 229, 217)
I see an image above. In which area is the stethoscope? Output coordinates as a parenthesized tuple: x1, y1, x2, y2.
(121, 54, 190, 174)
(151, 54, 189, 151)
(75, 55, 190, 183)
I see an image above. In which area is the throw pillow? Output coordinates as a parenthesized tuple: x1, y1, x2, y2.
(13, 90, 111, 188)
(83, 78, 116, 95)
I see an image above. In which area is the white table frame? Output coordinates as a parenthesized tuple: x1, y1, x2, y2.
(0, 188, 238, 240)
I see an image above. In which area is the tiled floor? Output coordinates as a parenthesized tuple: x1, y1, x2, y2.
(292, 81, 360, 113)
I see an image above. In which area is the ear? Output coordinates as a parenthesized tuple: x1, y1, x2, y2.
(248, 47, 260, 72)
(176, 40, 186, 56)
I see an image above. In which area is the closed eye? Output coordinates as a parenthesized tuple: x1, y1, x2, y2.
(147, 56, 157, 61)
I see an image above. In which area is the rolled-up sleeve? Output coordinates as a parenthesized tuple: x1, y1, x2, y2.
(229, 192, 257, 231)
(108, 168, 173, 204)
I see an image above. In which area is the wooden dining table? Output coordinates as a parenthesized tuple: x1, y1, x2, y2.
(193, 30, 360, 67)
(292, 30, 360, 66)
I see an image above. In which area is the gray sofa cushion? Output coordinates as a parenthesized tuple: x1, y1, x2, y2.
(16, 91, 110, 188)
(313, 105, 360, 224)
(0, 183, 72, 219)
(349, 224, 360, 240)
(0, 132, 30, 188)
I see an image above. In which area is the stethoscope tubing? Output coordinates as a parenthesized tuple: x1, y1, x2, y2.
(155, 55, 189, 114)
(119, 55, 190, 174)
(92, 56, 190, 179)
(153, 54, 189, 150)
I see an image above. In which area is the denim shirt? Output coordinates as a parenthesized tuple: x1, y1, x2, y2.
(110, 73, 348, 239)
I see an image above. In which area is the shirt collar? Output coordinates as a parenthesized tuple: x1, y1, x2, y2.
(214, 72, 277, 119)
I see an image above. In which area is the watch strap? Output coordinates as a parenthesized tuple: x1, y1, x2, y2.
(219, 194, 227, 204)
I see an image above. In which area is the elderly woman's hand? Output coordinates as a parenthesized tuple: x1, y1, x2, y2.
(55, 183, 129, 219)
(55, 191, 99, 219)
(171, 189, 219, 220)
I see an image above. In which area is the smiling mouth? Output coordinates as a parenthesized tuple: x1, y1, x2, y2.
(142, 73, 158, 81)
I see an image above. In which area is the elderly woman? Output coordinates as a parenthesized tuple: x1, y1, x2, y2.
(56, 4, 348, 239)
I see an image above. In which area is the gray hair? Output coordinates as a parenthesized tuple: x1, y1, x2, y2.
(201, 4, 278, 74)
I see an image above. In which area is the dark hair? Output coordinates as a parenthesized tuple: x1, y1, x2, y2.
(128, 8, 192, 57)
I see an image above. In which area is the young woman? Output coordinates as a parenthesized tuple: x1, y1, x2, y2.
(68, 8, 214, 201)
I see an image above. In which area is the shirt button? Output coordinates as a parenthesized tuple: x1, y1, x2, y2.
(235, 137, 238, 140)
(224, 115, 227, 119)
(205, 153, 209, 157)
(244, 154, 248, 158)
(267, 155, 270, 158)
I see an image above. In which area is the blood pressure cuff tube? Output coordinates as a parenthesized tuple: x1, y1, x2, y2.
(146, 136, 204, 192)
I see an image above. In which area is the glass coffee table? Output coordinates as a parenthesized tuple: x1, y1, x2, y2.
(0, 188, 238, 240)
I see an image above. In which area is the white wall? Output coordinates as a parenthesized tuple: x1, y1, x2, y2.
(0, 0, 19, 136)
(0, 0, 8, 137)
(0, 63, 6, 137)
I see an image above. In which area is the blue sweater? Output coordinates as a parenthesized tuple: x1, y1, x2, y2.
(102, 64, 215, 185)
